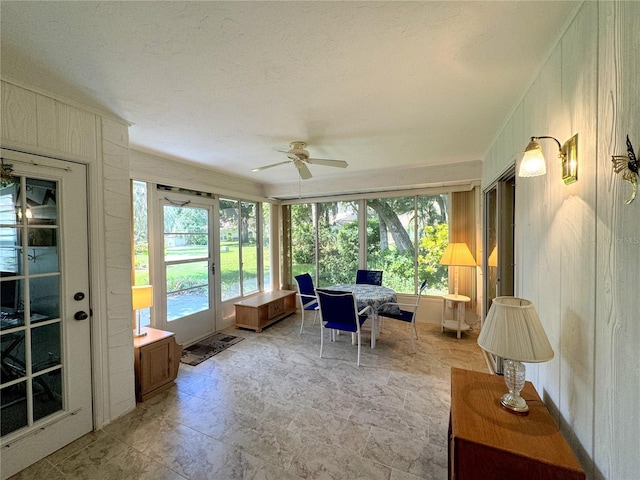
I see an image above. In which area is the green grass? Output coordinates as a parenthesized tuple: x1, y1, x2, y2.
(134, 243, 265, 289)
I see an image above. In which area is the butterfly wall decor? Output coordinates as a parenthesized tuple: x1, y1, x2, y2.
(611, 135, 638, 204)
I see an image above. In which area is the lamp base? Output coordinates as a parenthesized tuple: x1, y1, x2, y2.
(501, 359, 529, 415)
(133, 329, 147, 338)
(500, 392, 529, 414)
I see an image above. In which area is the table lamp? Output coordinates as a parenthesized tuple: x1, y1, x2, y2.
(132, 285, 153, 338)
(477, 296, 554, 414)
(439, 242, 476, 296)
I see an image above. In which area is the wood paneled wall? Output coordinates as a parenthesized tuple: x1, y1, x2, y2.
(481, 2, 639, 478)
(1, 79, 136, 426)
(594, 2, 640, 479)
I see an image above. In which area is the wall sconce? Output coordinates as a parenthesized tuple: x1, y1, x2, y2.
(518, 134, 578, 185)
(611, 135, 638, 204)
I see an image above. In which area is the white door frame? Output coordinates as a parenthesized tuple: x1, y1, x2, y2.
(0, 150, 92, 479)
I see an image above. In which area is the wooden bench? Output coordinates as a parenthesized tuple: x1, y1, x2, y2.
(234, 290, 297, 332)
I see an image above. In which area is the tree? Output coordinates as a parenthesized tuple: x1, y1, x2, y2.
(367, 198, 414, 256)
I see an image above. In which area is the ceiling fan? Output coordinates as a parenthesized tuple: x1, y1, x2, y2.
(252, 141, 348, 179)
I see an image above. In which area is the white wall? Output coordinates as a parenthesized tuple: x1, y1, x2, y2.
(482, 2, 640, 479)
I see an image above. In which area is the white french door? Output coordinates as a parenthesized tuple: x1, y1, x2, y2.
(156, 191, 217, 345)
(0, 150, 92, 479)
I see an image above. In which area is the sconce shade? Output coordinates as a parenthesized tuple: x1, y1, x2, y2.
(132, 285, 154, 310)
(519, 139, 547, 177)
(477, 296, 554, 363)
(439, 243, 476, 267)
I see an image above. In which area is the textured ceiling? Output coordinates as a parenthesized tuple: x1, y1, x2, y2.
(0, 1, 577, 195)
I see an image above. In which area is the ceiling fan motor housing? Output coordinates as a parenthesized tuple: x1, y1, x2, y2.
(288, 142, 309, 160)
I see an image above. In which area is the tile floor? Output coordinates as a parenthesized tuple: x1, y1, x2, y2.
(11, 313, 488, 480)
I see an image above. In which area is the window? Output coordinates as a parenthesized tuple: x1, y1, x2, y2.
(262, 203, 271, 290)
(291, 203, 316, 280)
(317, 201, 358, 286)
(219, 198, 240, 300)
(132, 180, 150, 326)
(289, 193, 449, 295)
(219, 198, 261, 301)
(241, 201, 258, 295)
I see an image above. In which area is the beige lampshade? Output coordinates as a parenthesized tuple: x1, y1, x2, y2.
(519, 139, 547, 177)
(439, 242, 476, 267)
(132, 285, 153, 310)
(487, 246, 498, 267)
(477, 296, 554, 363)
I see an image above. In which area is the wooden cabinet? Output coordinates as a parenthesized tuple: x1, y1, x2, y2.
(448, 368, 584, 480)
(133, 328, 182, 402)
(234, 290, 296, 332)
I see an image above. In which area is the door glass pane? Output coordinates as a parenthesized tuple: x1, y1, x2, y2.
(485, 188, 498, 312)
(33, 369, 62, 422)
(31, 323, 61, 373)
(291, 204, 316, 283)
(30, 276, 60, 323)
(27, 228, 58, 274)
(1, 173, 64, 437)
(241, 201, 258, 294)
(164, 203, 210, 321)
(1, 380, 27, 436)
(262, 203, 271, 291)
(317, 201, 358, 287)
(219, 199, 240, 300)
(1, 278, 24, 330)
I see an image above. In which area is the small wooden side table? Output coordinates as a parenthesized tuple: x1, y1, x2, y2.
(441, 294, 472, 338)
(133, 327, 182, 402)
(449, 368, 585, 480)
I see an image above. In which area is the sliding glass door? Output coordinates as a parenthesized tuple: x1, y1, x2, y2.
(158, 192, 216, 344)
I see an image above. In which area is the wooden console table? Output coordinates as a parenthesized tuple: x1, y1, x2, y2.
(234, 290, 296, 332)
(133, 327, 182, 402)
(449, 368, 584, 480)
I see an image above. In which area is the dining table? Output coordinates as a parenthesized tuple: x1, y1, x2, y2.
(325, 283, 397, 348)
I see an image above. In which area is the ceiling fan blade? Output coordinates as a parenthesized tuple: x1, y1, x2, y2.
(252, 160, 291, 172)
(307, 158, 349, 168)
(296, 161, 313, 180)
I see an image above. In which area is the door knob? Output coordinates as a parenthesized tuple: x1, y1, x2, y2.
(74, 311, 89, 321)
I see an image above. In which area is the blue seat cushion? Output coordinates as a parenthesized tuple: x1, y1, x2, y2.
(324, 314, 368, 332)
(304, 301, 318, 310)
(380, 309, 414, 322)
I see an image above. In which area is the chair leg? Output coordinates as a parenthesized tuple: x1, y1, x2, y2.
(300, 309, 305, 335)
(320, 325, 324, 358)
(356, 330, 361, 367)
(410, 324, 416, 353)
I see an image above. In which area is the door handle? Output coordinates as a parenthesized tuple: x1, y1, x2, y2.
(74, 311, 89, 321)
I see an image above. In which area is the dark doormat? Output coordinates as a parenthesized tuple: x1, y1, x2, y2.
(180, 333, 244, 366)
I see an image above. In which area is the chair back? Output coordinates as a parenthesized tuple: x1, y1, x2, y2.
(316, 289, 360, 333)
(416, 278, 428, 303)
(355, 269, 383, 286)
(294, 273, 317, 306)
